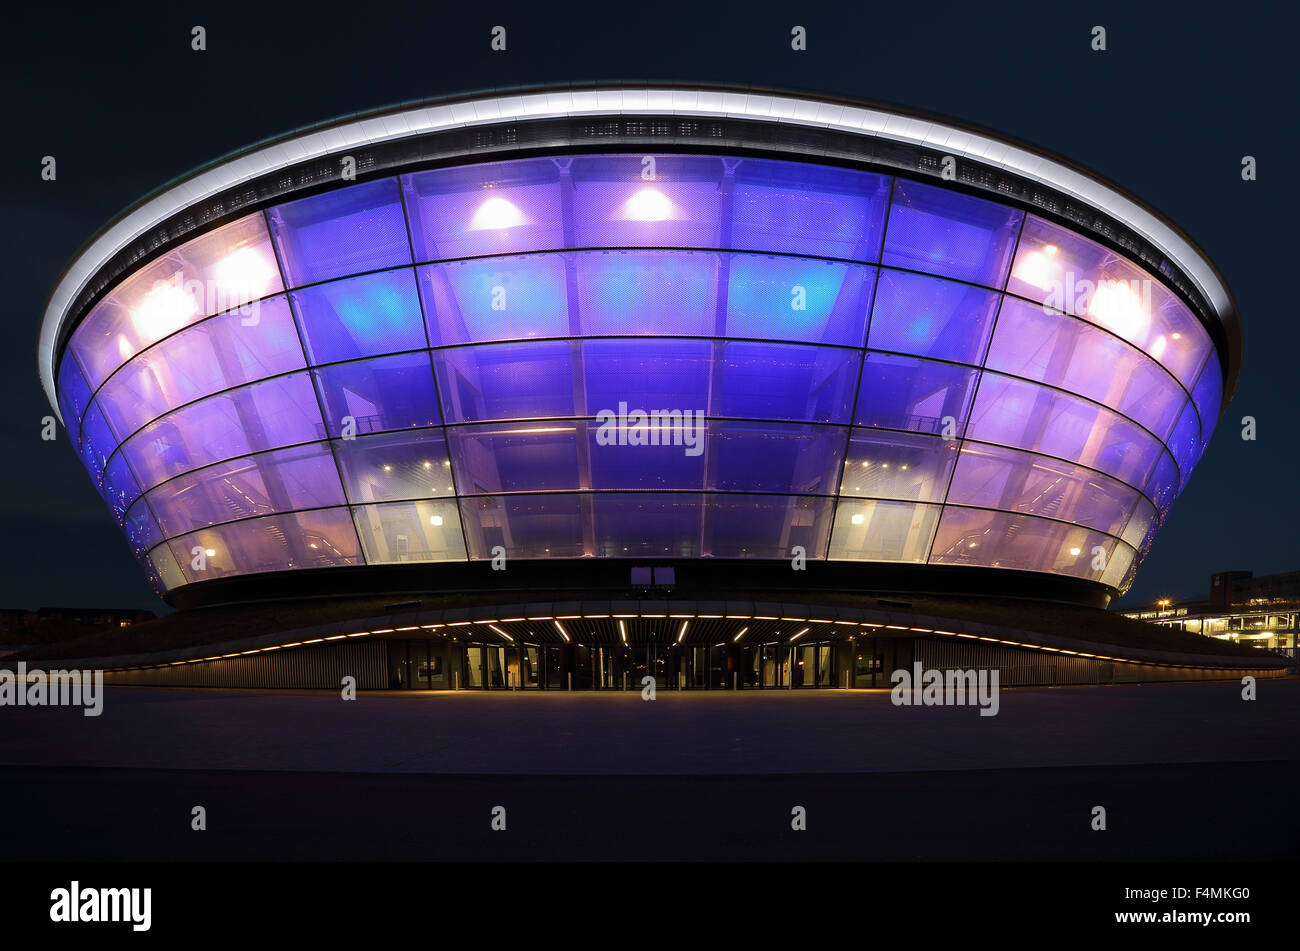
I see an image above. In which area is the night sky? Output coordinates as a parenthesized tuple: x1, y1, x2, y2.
(3, 0, 1293, 612)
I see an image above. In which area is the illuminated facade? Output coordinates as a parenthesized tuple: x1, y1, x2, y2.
(40, 86, 1240, 608)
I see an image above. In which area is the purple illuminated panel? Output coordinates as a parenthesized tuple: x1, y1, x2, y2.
(591, 493, 703, 557)
(1145, 450, 1179, 521)
(125, 498, 164, 555)
(292, 271, 425, 365)
(145, 443, 345, 539)
(577, 251, 718, 337)
(102, 452, 140, 523)
(333, 429, 453, 503)
(1191, 351, 1223, 450)
(460, 494, 585, 559)
(881, 179, 1022, 287)
(351, 500, 466, 564)
(570, 155, 724, 249)
(714, 342, 861, 423)
(854, 354, 979, 435)
(1168, 400, 1201, 488)
(122, 373, 325, 491)
(731, 159, 890, 260)
(267, 178, 411, 288)
(97, 296, 305, 441)
(867, 270, 1000, 365)
(402, 158, 564, 260)
(725, 257, 873, 347)
(452, 423, 584, 494)
(166, 507, 360, 583)
(828, 499, 940, 562)
(80, 401, 115, 486)
(313, 352, 440, 437)
(420, 255, 569, 346)
(705, 495, 834, 558)
(57, 350, 92, 442)
(985, 297, 1185, 441)
(147, 544, 187, 591)
(584, 339, 711, 416)
(840, 431, 958, 503)
(929, 506, 1126, 582)
(711, 422, 846, 495)
(435, 341, 576, 423)
(587, 422, 704, 491)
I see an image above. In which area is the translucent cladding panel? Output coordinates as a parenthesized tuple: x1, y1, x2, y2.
(984, 298, 1185, 441)
(292, 270, 425, 365)
(705, 495, 835, 558)
(587, 418, 704, 491)
(101, 452, 140, 523)
(711, 422, 847, 495)
(840, 431, 958, 503)
(881, 179, 1023, 287)
(451, 422, 584, 494)
(123, 373, 325, 491)
(576, 251, 717, 337)
(313, 352, 440, 437)
(1191, 351, 1223, 449)
(167, 507, 360, 582)
(1167, 399, 1200, 488)
(79, 401, 114, 486)
(965, 373, 1163, 490)
(1100, 542, 1137, 590)
(125, 498, 163, 555)
(591, 493, 704, 557)
(866, 270, 1000, 364)
(97, 296, 305, 441)
(147, 543, 187, 591)
(714, 342, 861, 423)
(1121, 497, 1158, 551)
(730, 158, 890, 260)
(945, 443, 1142, 540)
(351, 500, 466, 564)
(584, 339, 711, 415)
(1007, 215, 1212, 386)
(459, 494, 585, 559)
(57, 349, 92, 438)
(419, 255, 568, 346)
(402, 157, 564, 260)
(725, 256, 873, 347)
(929, 507, 1121, 581)
(267, 178, 411, 288)
(434, 341, 576, 423)
(1145, 450, 1179, 520)
(854, 354, 979, 436)
(145, 443, 345, 539)
(69, 214, 283, 389)
(827, 499, 940, 562)
(569, 155, 724, 248)
(333, 429, 454, 504)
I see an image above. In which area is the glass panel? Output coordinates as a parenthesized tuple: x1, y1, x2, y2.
(725, 256, 873, 347)
(313, 352, 440, 436)
(1168, 399, 1200, 488)
(1145, 450, 1179, 521)
(125, 497, 164, 555)
(1121, 497, 1158, 551)
(866, 270, 1000, 364)
(881, 179, 1022, 287)
(402, 157, 564, 261)
(965, 372, 1163, 490)
(984, 297, 1184, 441)
(451, 422, 584, 494)
(101, 452, 140, 523)
(945, 443, 1141, 539)
(459, 493, 586, 559)
(333, 429, 453, 503)
(854, 353, 979, 436)
(1191, 351, 1223, 451)
(570, 155, 724, 248)
(352, 500, 466, 564)
(730, 158, 890, 260)
(577, 250, 718, 337)
(591, 493, 703, 557)
(69, 213, 282, 389)
(714, 341, 860, 423)
(145, 443, 345, 539)
(929, 506, 1117, 581)
(166, 507, 361, 582)
(147, 543, 187, 591)
(97, 296, 305, 441)
(584, 338, 712, 420)
(587, 419, 704, 491)
(79, 401, 115, 487)
(122, 373, 325, 491)
(711, 422, 847, 494)
(705, 495, 834, 559)
(840, 430, 958, 502)
(57, 349, 92, 439)
(267, 178, 411, 287)
(419, 254, 569, 346)
(827, 499, 940, 562)
(434, 340, 576, 423)
(291, 269, 425, 364)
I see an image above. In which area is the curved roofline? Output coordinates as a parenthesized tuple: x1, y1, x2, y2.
(38, 82, 1242, 418)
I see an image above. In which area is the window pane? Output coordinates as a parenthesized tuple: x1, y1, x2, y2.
(333, 429, 453, 503)
(125, 497, 163, 555)
(167, 507, 360, 582)
(881, 179, 1022, 287)
(1145, 450, 1179, 521)
(570, 155, 724, 248)
(1168, 399, 1200, 488)
(97, 296, 305, 441)
(452, 422, 584, 493)
(587, 418, 704, 491)
(867, 270, 1000, 364)
(420, 255, 569, 346)
(711, 422, 847, 494)
(591, 493, 703, 557)
(840, 430, 958, 502)
(827, 499, 940, 562)
(313, 352, 440, 436)
(577, 250, 718, 337)
(854, 353, 979, 435)
(267, 178, 411, 287)
(929, 506, 1119, 581)
(57, 349, 92, 442)
(145, 443, 345, 539)
(352, 500, 466, 564)
(584, 339, 712, 416)
(147, 543, 187, 591)
(435, 341, 576, 423)
(459, 493, 586, 559)
(725, 256, 873, 347)
(714, 341, 860, 423)
(705, 495, 834, 558)
(1191, 351, 1223, 451)
(102, 452, 140, 523)
(292, 270, 425, 364)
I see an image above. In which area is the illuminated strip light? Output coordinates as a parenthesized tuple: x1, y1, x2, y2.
(395, 626, 419, 632)
(698, 614, 723, 619)
(370, 628, 394, 634)
(790, 628, 811, 642)
(553, 620, 571, 643)
(732, 626, 749, 643)
(676, 620, 690, 644)
(325, 635, 347, 641)
(488, 624, 515, 643)
(618, 620, 627, 645)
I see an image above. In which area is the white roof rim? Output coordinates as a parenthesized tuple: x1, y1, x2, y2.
(38, 85, 1237, 419)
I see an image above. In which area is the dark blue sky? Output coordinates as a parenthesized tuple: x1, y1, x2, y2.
(3, 0, 1293, 611)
